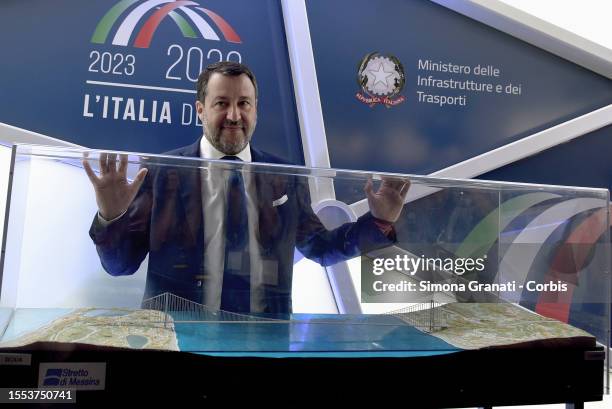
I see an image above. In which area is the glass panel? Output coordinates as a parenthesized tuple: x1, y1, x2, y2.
(0, 144, 609, 357)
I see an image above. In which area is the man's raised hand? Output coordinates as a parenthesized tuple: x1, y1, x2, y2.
(83, 153, 148, 220)
(365, 176, 410, 223)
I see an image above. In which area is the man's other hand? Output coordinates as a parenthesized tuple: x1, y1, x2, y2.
(365, 176, 410, 223)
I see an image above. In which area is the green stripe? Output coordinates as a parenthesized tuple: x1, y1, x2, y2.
(455, 192, 559, 258)
(169, 11, 198, 38)
(91, 0, 140, 44)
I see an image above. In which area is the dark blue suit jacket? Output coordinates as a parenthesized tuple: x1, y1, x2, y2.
(89, 138, 394, 313)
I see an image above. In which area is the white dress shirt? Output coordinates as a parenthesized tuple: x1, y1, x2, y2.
(199, 136, 266, 312)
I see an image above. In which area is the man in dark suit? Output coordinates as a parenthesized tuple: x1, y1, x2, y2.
(85, 62, 409, 314)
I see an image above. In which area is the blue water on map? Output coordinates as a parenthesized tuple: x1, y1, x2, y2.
(172, 313, 461, 357)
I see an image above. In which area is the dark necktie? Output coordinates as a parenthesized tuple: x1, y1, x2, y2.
(220, 156, 250, 312)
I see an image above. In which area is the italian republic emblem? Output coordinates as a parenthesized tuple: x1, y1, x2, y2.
(356, 52, 406, 107)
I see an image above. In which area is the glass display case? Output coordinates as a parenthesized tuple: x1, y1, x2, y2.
(0, 144, 609, 406)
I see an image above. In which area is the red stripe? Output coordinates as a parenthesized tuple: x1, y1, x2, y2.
(134, 1, 194, 49)
(198, 7, 242, 44)
(535, 208, 609, 322)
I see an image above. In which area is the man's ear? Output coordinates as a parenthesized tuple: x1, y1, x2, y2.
(195, 100, 204, 121)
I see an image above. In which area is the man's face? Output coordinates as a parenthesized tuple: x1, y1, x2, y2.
(196, 73, 257, 155)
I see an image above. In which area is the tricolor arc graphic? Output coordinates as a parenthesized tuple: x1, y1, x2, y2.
(91, 0, 242, 48)
(535, 207, 610, 323)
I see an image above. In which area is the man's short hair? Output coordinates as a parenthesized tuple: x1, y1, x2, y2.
(196, 61, 258, 103)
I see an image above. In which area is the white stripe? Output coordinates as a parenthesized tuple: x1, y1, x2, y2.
(430, 104, 612, 180)
(112, 0, 198, 46)
(182, 7, 220, 41)
(0, 122, 83, 148)
(283, 1, 360, 314)
(350, 104, 612, 218)
(281, 0, 335, 205)
(86, 80, 195, 94)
